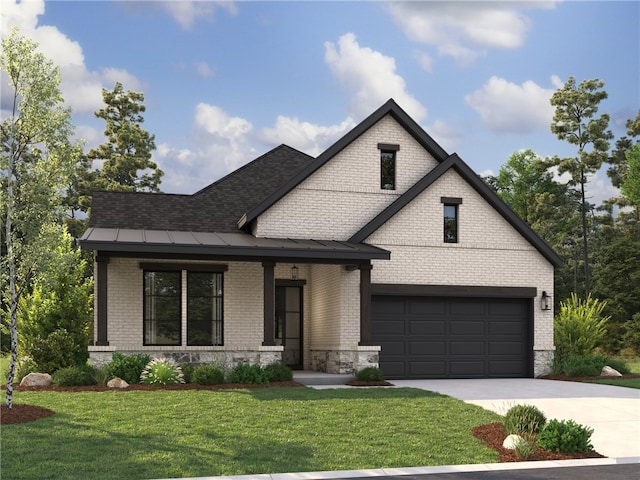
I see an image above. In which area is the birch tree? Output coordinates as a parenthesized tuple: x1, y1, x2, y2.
(1, 28, 80, 408)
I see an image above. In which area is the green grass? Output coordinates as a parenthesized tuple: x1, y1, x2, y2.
(586, 378, 640, 389)
(1, 387, 500, 480)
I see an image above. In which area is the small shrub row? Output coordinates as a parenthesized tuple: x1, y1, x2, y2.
(355, 366, 385, 381)
(555, 354, 630, 377)
(502, 404, 594, 458)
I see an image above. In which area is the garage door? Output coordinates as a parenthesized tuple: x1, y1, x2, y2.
(372, 296, 531, 379)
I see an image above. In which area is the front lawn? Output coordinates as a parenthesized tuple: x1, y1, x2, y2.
(586, 378, 640, 389)
(1, 387, 500, 480)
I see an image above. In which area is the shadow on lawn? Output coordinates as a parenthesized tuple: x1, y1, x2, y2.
(3, 412, 318, 480)
(248, 386, 449, 401)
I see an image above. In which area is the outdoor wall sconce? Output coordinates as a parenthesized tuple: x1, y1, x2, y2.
(291, 265, 299, 280)
(541, 291, 552, 311)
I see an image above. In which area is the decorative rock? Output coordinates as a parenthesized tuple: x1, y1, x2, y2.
(107, 377, 129, 389)
(502, 434, 525, 450)
(601, 365, 623, 377)
(20, 372, 52, 387)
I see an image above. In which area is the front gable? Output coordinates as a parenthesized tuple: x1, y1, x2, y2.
(250, 109, 445, 240)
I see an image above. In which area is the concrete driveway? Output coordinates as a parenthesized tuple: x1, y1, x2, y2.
(391, 378, 640, 459)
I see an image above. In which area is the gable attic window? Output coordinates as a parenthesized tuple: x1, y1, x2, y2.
(378, 143, 399, 190)
(441, 197, 462, 243)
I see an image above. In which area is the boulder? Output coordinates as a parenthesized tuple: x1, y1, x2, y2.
(20, 372, 52, 387)
(502, 434, 525, 450)
(107, 377, 129, 389)
(601, 365, 623, 377)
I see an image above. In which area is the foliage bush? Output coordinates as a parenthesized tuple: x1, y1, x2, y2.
(180, 363, 195, 383)
(51, 365, 97, 386)
(554, 293, 609, 364)
(107, 352, 151, 384)
(514, 433, 537, 460)
(263, 362, 293, 382)
(558, 354, 631, 377)
(228, 363, 269, 384)
(623, 313, 640, 356)
(503, 404, 547, 434)
(191, 364, 225, 385)
(140, 358, 185, 385)
(16, 357, 38, 383)
(538, 419, 594, 453)
(28, 328, 78, 373)
(355, 366, 385, 381)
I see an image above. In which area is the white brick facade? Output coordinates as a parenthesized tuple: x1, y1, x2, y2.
(89, 108, 556, 377)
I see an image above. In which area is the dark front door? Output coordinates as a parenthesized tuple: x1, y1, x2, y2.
(275, 285, 303, 369)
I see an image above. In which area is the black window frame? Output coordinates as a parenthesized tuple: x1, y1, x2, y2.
(143, 270, 182, 346)
(441, 197, 462, 244)
(187, 271, 224, 346)
(378, 143, 399, 191)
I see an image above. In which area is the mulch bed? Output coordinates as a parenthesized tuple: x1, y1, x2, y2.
(472, 422, 604, 462)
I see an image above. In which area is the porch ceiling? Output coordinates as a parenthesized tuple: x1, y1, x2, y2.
(79, 227, 390, 262)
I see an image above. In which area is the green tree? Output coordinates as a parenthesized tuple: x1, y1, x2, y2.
(18, 224, 93, 372)
(1, 28, 81, 407)
(621, 143, 640, 206)
(86, 81, 163, 194)
(547, 77, 613, 295)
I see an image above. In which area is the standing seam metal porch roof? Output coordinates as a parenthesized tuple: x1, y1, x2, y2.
(80, 227, 390, 261)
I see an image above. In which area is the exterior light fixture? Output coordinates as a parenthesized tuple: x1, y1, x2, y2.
(541, 291, 551, 311)
(291, 265, 299, 280)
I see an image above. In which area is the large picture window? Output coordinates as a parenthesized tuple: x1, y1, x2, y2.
(187, 272, 223, 346)
(144, 271, 181, 346)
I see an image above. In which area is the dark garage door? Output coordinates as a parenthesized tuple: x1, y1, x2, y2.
(372, 296, 531, 379)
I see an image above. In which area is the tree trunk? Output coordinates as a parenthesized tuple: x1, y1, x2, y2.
(5, 147, 17, 409)
(580, 169, 591, 295)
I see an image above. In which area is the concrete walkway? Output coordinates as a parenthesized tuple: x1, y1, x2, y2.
(387, 378, 640, 459)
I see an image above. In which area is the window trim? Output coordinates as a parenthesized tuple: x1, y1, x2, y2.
(441, 197, 462, 244)
(380, 149, 397, 190)
(142, 268, 225, 347)
(143, 270, 182, 346)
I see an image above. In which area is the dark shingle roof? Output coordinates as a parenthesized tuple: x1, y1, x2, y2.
(89, 145, 314, 233)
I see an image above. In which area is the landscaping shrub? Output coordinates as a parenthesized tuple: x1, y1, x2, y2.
(140, 358, 185, 385)
(503, 404, 547, 434)
(16, 357, 38, 383)
(228, 363, 269, 384)
(514, 433, 537, 460)
(623, 313, 640, 356)
(554, 293, 609, 363)
(180, 363, 195, 383)
(356, 366, 384, 382)
(28, 328, 78, 373)
(264, 362, 293, 382)
(92, 364, 110, 385)
(559, 354, 631, 377)
(538, 419, 594, 453)
(191, 364, 225, 385)
(51, 365, 97, 386)
(107, 352, 152, 384)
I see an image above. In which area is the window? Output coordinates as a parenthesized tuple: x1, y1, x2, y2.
(144, 271, 181, 345)
(141, 263, 227, 347)
(187, 272, 223, 346)
(441, 197, 462, 243)
(378, 143, 399, 190)
(380, 151, 396, 190)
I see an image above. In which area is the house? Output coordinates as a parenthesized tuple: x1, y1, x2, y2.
(80, 99, 562, 379)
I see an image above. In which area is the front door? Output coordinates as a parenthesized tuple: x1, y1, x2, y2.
(275, 285, 303, 369)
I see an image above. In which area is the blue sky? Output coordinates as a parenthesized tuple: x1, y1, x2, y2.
(2, 1, 639, 204)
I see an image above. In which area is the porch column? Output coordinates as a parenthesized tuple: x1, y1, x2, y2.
(262, 261, 276, 346)
(95, 255, 109, 346)
(359, 262, 373, 346)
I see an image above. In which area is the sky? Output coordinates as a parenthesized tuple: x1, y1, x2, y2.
(2, 0, 639, 205)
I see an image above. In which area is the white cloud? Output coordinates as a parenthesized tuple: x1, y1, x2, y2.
(425, 120, 460, 154)
(413, 50, 434, 73)
(388, 2, 558, 66)
(259, 115, 356, 157)
(1, 0, 144, 116)
(195, 61, 215, 78)
(324, 33, 427, 122)
(160, 1, 238, 30)
(465, 76, 556, 133)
